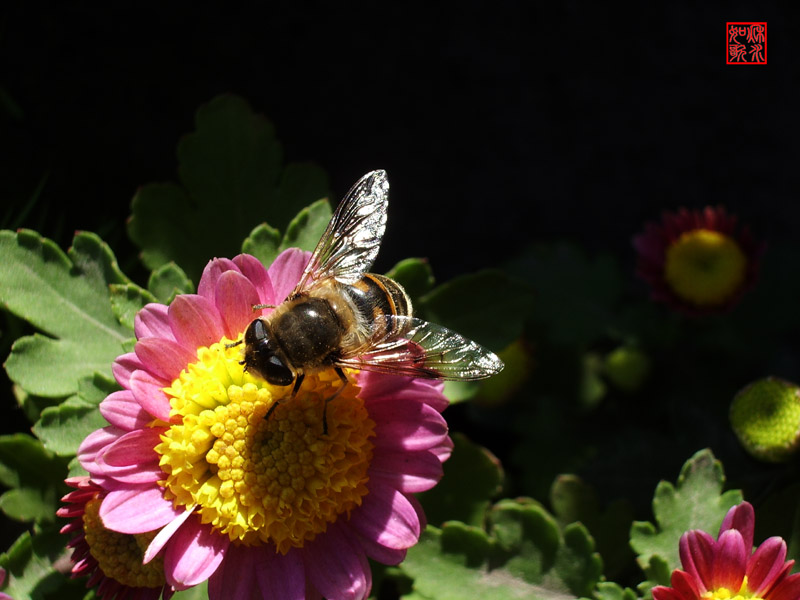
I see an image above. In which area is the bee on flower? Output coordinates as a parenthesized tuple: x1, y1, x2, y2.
(71, 171, 502, 599)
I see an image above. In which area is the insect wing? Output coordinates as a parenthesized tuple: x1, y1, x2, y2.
(292, 170, 389, 296)
(338, 316, 504, 381)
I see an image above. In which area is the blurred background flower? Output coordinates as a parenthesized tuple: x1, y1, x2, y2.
(633, 206, 762, 315)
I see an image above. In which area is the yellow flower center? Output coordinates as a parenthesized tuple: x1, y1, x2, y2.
(154, 338, 375, 554)
(83, 497, 166, 589)
(664, 229, 747, 306)
(701, 576, 762, 600)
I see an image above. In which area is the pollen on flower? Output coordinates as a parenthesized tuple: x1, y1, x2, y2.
(663, 229, 747, 306)
(155, 337, 375, 554)
(82, 497, 166, 589)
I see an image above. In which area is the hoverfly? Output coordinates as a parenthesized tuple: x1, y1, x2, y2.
(233, 170, 504, 431)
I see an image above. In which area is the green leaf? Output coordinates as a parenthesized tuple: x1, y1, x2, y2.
(490, 499, 603, 597)
(416, 433, 504, 528)
(280, 198, 332, 254)
(0, 434, 69, 523)
(588, 582, 638, 600)
(172, 581, 209, 600)
(109, 283, 156, 331)
(0, 529, 82, 600)
(629, 449, 743, 585)
(148, 261, 195, 303)
(242, 199, 332, 270)
(0, 230, 130, 397)
(505, 243, 622, 346)
(549, 475, 634, 581)
(419, 270, 534, 351)
(385, 258, 435, 302)
(402, 499, 603, 600)
(242, 222, 282, 268)
(32, 373, 117, 456)
(127, 95, 329, 281)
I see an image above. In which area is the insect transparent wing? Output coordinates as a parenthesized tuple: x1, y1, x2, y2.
(292, 170, 389, 296)
(338, 316, 504, 381)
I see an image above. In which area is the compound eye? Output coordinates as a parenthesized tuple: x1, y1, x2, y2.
(263, 355, 294, 387)
(244, 318, 268, 345)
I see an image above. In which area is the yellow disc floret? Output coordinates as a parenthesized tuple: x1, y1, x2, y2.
(83, 497, 166, 589)
(703, 576, 761, 600)
(664, 229, 747, 306)
(155, 338, 375, 554)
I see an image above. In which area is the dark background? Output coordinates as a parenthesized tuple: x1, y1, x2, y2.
(2, 3, 795, 283)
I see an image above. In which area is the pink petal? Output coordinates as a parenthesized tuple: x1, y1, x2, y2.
(371, 400, 448, 452)
(405, 492, 427, 530)
(112, 352, 145, 388)
(233, 254, 276, 308)
(679, 530, 715, 592)
(747, 536, 788, 595)
(163, 517, 229, 590)
(302, 521, 371, 600)
(135, 337, 195, 382)
(197, 258, 240, 304)
(135, 303, 173, 340)
(369, 449, 444, 492)
(144, 507, 194, 563)
(95, 428, 164, 484)
(209, 545, 306, 600)
(669, 569, 702, 600)
(769, 572, 800, 600)
(650, 586, 685, 600)
(352, 530, 408, 565)
(268, 249, 311, 303)
(358, 371, 447, 412)
(99, 390, 151, 430)
(130, 369, 174, 422)
(349, 482, 420, 550)
(100, 485, 181, 534)
(78, 426, 124, 474)
(720, 502, 754, 550)
(256, 548, 306, 600)
(711, 529, 746, 591)
(432, 435, 455, 463)
(168, 294, 225, 350)
(215, 270, 261, 338)
(207, 543, 261, 600)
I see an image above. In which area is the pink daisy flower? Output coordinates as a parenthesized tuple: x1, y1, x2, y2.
(57, 476, 174, 600)
(652, 502, 800, 600)
(633, 206, 762, 315)
(77, 249, 452, 599)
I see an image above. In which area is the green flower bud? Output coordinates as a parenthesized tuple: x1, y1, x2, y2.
(730, 377, 800, 463)
(603, 346, 651, 393)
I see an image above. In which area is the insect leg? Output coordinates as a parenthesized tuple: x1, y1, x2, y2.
(264, 373, 305, 422)
(252, 303, 276, 310)
(321, 368, 350, 435)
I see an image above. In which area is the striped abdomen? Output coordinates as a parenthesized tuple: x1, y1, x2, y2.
(342, 273, 412, 346)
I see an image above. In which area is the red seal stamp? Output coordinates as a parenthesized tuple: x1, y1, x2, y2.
(727, 22, 767, 64)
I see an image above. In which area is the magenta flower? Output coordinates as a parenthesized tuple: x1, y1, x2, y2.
(652, 502, 800, 600)
(57, 477, 174, 600)
(633, 206, 762, 315)
(77, 249, 452, 599)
